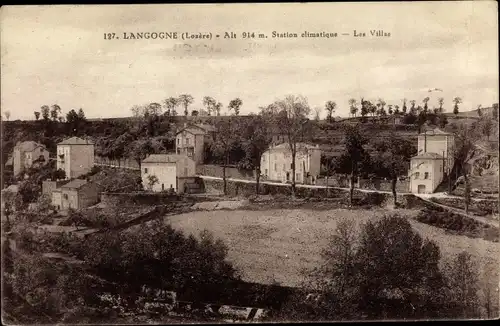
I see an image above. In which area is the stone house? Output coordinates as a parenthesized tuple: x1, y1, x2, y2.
(175, 123, 215, 165)
(57, 137, 95, 179)
(260, 143, 322, 184)
(52, 179, 99, 211)
(141, 154, 196, 193)
(12, 141, 50, 176)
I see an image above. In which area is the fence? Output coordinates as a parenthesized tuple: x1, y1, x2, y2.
(196, 164, 256, 180)
(94, 156, 140, 170)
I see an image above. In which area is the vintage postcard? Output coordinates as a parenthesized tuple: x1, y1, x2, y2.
(1, 2, 499, 323)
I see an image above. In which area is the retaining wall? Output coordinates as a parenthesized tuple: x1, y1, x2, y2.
(100, 192, 181, 206)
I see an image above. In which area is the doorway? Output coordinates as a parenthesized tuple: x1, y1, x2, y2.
(417, 184, 426, 194)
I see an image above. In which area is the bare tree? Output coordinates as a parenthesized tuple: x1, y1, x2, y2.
(130, 105, 143, 118)
(262, 95, 311, 197)
(348, 98, 358, 117)
(438, 97, 445, 113)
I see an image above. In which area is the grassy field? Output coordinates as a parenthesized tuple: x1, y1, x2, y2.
(164, 208, 499, 289)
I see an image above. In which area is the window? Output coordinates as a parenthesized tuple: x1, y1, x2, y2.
(144, 168, 148, 174)
(274, 163, 277, 171)
(186, 138, 190, 145)
(296, 173, 300, 181)
(162, 183, 165, 191)
(424, 172, 430, 179)
(184, 167, 188, 175)
(63, 194, 68, 200)
(414, 172, 420, 180)
(264, 169, 268, 176)
(177, 138, 180, 146)
(290, 163, 293, 169)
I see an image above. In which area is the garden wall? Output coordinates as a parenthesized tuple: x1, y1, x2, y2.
(201, 178, 425, 209)
(197, 164, 256, 180)
(100, 192, 181, 206)
(316, 176, 409, 193)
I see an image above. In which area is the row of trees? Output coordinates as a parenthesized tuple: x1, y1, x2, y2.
(343, 97, 464, 119)
(130, 95, 244, 117)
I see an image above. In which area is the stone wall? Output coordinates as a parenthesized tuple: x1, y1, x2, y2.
(100, 192, 181, 207)
(202, 178, 425, 209)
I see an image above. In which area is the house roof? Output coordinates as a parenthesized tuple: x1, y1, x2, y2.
(176, 127, 206, 136)
(411, 152, 443, 160)
(419, 128, 453, 136)
(142, 154, 191, 163)
(15, 141, 46, 152)
(61, 179, 89, 189)
(58, 137, 94, 145)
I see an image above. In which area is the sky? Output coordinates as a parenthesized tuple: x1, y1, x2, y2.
(1, 2, 498, 120)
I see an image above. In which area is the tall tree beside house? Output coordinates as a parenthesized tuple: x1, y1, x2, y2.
(334, 125, 370, 207)
(228, 98, 243, 116)
(453, 124, 481, 213)
(203, 96, 216, 116)
(348, 98, 358, 117)
(453, 97, 462, 117)
(163, 97, 178, 116)
(41, 105, 50, 121)
(212, 118, 238, 195)
(237, 114, 272, 195)
(325, 101, 337, 122)
(34, 111, 40, 121)
(50, 104, 62, 121)
(178, 94, 194, 116)
(438, 97, 445, 113)
(262, 95, 311, 197)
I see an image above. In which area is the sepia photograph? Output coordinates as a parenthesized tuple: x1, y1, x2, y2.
(1, 2, 499, 323)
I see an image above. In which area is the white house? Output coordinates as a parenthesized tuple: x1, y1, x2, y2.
(408, 128, 455, 194)
(57, 137, 95, 179)
(175, 123, 216, 165)
(260, 143, 321, 184)
(409, 153, 445, 194)
(141, 154, 196, 193)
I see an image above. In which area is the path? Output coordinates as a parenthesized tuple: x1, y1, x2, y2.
(414, 194, 499, 228)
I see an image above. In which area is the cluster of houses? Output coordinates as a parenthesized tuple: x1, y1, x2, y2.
(2, 121, 458, 215)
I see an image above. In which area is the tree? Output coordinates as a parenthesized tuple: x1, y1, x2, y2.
(4, 110, 11, 120)
(34, 111, 40, 121)
(377, 99, 386, 116)
(402, 99, 408, 114)
(41, 105, 50, 120)
(438, 97, 444, 113)
(410, 100, 416, 114)
(131, 104, 143, 117)
(334, 126, 370, 207)
(348, 99, 358, 117)
(324, 101, 337, 122)
(146, 174, 159, 191)
(481, 118, 493, 141)
(191, 110, 199, 116)
(77, 108, 86, 120)
(203, 96, 216, 116)
(212, 118, 238, 195)
(262, 95, 311, 197)
(492, 103, 499, 121)
(163, 97, 178, 116)
(292, 215, 447, 320)
(387, 105, 393, 115)
(360, 99, 369, 118)
(50, 104, 62, 121)
(394, 105, 400, 115)
(237, 115, 272, 194)
(444, 251, 480, 318)
(178, 94, 194, 116)
(453, 97, 462, 117)
(372, 136, 416, 206)
(214, 102, 223, 116)
(228, 98, 243, 116)
(423, 97, 430, 113)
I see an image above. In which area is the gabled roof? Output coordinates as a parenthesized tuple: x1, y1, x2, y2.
(61, 179, 90, 189)
(411, 152, 443, 160)
(419, 128, 453, 136)
(176, 127, 206, 136)
(58, 137, 94, 145)
(15, 141, 46, 152)
(142, 154, 192, 163)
